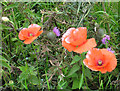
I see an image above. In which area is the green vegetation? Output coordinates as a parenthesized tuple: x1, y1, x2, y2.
(1, 2, 120, 90)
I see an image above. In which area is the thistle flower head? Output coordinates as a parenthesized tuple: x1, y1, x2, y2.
(53, 27, 60, 36)
(102, 34, 110, 44)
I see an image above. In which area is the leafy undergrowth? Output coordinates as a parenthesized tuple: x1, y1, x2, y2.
(0, 2, 120, 90)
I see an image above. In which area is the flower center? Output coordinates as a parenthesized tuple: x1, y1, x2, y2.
(76, 46, 78, 48)
(97, 60, 103, 66)
(30, 33, 33, 36)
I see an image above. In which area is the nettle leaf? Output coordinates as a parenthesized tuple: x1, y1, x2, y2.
(67, 64, 80, 77)
(18, 65, 37, 83)
(0, 55, 11, 71)
(18, 66, 28, 72)
(67, 73, 78, 78)
(29, 66, 37, 76)
(28, 75, 40, 85)
(70, 55, 81, 65)
(84, 67, 93, 80)
(18, 71, 29, 82)
(72, 78, 79, 89)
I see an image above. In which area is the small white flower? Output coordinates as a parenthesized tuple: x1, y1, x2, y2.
(2, 17, 9, 22)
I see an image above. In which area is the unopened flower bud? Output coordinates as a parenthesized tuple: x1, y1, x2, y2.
(97, 28, 105, 37)
(47, 32, 56, 40)
(9, 80, 14, 85)
(2, 17, 9, 22)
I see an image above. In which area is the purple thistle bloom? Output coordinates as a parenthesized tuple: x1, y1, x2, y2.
(53, 27, 60, 36)
(107, 47, 115, 53)
(102, 35, 110, 44)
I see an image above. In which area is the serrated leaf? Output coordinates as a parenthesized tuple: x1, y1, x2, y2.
(18, 71, 29, 82)
(67, 64, 80, 77)
(70, 55, 81, 65)
(67, 73, 78, 78)
(72, 78, 79, 89)
(28, 75, 40, 85)
(18, 66, 27, 72)
(84, 67, 93, 80)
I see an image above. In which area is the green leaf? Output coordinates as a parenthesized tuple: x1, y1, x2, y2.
(28, 75, 40, 85)
(0, 55, 11, 71)
(18, 66, 28, 72)
(72, 78, 79, 89)
(67, 64, 80, 77)
(18, 65, 37, 83)
(11, 38, 18, 41)
(70, 55, 81, 65)
(67, 73, 78, 78)
(84, 67, 93, 80)
(18, 71, 29, 82)
(79, 73, 84, 89)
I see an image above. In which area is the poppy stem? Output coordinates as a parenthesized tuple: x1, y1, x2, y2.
(31, 43, 40, 78)
(99, 72, 102, 86)
(105, 41, 108, 48)
(81, 53, 89, 88)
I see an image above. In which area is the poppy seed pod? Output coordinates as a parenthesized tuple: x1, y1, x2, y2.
(47, 32, 56, 40)
(97, 28, 105, 37)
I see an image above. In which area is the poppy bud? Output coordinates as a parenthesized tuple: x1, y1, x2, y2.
(2, 17, 9, 22)
(9, 80, 14, 85)
(47, 32, 56, 40)
(97, 28, 105, 40)
(97, 28, 105, 37)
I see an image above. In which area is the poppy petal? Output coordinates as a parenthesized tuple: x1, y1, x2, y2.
(99, 68, 107, 73)
(101, 49, 117, 72)
(62, 28, 75, 41)
(73, 27, 87, 40)
(18, 31, 26, 40)
(106, 58, 117, 72)
(18, 28, 29, 40)
(23, 36, 38, 44)
(36, 30, 43, 37)
(83, 59, 98, 71)
(70, 27, 87, 46)
(73, 38, 97, 53)
(86, 48, 104, 66)
(62, 41, 76, 52)
(28, 24, 41, 35)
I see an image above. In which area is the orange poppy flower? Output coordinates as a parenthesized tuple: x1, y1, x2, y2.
(62, 27, 97, 53)
(18, 24, 43, 44)
(83, 48, 117, 73)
